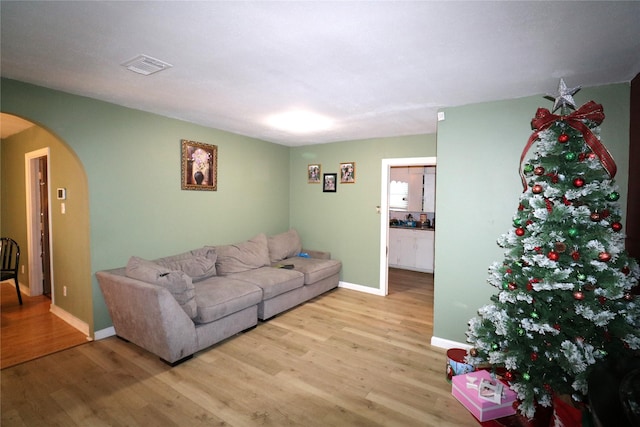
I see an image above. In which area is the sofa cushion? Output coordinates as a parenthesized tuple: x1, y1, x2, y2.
(231, 267, 304, 300)
(281, 257, 342, 285)
(193, 277, 262, 324)
(267, 229, 302, 263)
(155, 248, 217, 282)
(215, 233, 270, 275)
(125, 256, 197, 319)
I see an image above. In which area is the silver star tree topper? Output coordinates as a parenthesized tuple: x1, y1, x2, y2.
(545, 78, 581, 112)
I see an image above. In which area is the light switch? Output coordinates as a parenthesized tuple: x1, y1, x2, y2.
(61, 202, 66, 214)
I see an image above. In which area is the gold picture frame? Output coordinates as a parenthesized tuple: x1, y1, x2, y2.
(340, 162, 356, 183)
(308, 164, 321, 183)
(181, 140, 218, 191)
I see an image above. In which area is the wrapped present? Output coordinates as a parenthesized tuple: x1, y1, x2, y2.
(452, 370, 518, 422)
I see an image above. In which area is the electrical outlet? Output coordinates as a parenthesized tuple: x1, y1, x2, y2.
(63, 286, 67, 297)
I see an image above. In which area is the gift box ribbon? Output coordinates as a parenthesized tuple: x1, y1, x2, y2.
(519, 101, 617, 191)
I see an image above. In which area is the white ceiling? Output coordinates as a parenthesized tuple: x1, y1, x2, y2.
(1, 1, 639, 145)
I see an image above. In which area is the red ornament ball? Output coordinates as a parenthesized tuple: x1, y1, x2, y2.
(530, 352, 538, 361)
(534, 166, 545, 176)
(598, 252, 612, 262)
(599, 296, 607, 305)
(508, 283, 518, 291)
(624, 293, 634, 301)
(558, 134, 570, 143)
(532, 184, 544, 194)
(622, 266, 631, 275)
(590, 212, 602, 222)
(571, 251, 581, 261)
(504, 371, 514, 382)
(515, 227, 525, 236)
(526, 283, 534, 292)
(573, 177, 585, 187)
(573, 290, 585, 300)
(547, 251, 560, 261)
(553, 323, 561, 331)
(612, 222, 623, 232)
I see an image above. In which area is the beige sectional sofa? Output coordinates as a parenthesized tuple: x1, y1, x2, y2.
(96, 229, 341, 365)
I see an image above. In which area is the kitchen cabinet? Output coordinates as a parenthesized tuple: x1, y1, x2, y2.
(408, 168, 424, 212)
(423, 167, 436, 212)
(388, 228, 434, 272)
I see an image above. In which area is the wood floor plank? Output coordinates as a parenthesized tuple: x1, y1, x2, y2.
(1, 269, 479, 426)
(1, 282, 89, 369)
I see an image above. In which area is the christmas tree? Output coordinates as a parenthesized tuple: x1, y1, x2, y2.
(466, 79, 640, 418)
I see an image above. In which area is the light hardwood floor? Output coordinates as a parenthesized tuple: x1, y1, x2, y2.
(0, 282, 89, 369)
(1, 269, 478, 426)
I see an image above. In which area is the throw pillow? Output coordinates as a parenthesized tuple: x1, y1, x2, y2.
(215, 233, 271, 275)
(155, 249, 217, 282)
(268, 228, 302, 263)
(125, 256, 197, 319)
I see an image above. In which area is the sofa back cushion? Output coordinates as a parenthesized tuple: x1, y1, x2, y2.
(215, 233, 270, 275)
(267, 228, 302, 263)
(154, 247, 217, 282)
(125, 256, 197, 319)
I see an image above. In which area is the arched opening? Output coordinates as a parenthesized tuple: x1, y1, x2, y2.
(1, 113, 92, 367)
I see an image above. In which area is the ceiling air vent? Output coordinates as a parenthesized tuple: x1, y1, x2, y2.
(122, 54, 172, 76)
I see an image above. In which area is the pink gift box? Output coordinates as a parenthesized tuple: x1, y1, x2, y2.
(451, 370, 517, 422)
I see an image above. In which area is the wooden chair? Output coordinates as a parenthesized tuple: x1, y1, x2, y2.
(1, 237, 22, 305)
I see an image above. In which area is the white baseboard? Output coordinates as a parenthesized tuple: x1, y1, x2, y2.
(94, 326, 116, 340)
(430, 336, 471, 350)
(50, 304, 92, 340)
(338, 281, 385, 296)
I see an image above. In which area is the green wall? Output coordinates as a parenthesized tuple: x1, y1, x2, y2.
(1, 78, 291, 332)
(1, 124, 91, 322)
(1, 78, 631, 345)
(289, 135, 437, 288)
(434, 83, 631, 344)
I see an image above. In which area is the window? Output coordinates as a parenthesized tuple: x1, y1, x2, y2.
(389, 180, 409, 210)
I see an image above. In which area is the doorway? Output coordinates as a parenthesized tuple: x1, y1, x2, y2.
(379, 157, 436, 296)
(25, 148, 53, 298)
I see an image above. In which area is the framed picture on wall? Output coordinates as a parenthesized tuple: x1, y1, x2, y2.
(340, 162, 355, 183)
(323, 173, 337, 192)
(181, 140, 218, 191)
(308, 164, 321, 183)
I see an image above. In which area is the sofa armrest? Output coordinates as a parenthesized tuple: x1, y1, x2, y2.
(96, 268, 198, 363)
(301, 249, 331, 260)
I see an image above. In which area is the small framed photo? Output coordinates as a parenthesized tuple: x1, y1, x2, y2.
(340, 162, 356, 183)
(323, 173, 337, 192)
(308, 164, 321, 183)
(181, 140, 218, 191)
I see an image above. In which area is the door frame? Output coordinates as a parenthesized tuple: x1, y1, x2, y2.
(24, 148, 54, 299)
(379, 157, 436, 296)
